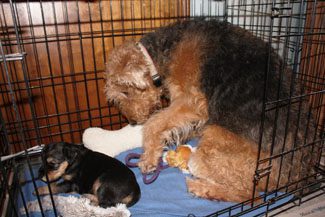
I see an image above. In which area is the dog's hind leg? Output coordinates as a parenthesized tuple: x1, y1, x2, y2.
(187, 125, 260, 202)
(186, 177, 252, 202)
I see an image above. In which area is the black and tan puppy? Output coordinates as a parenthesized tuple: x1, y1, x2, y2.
(37, 142, 141, 208)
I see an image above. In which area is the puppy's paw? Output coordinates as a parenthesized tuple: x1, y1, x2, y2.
(34, 186, 49, 196)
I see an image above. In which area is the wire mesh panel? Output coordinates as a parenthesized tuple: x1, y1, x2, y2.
(0, 0, 324, 217)
(222, 0, 325, 215)
(0, 0, 192, 150)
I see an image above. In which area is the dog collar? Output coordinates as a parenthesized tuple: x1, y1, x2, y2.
(136, 42, 162, 87)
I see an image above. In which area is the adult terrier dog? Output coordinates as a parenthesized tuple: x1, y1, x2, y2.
(104, 20, 317, 202)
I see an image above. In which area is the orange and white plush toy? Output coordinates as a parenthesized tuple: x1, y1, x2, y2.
(163, 145, 196, 173)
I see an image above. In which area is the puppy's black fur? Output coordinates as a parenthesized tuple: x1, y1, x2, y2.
(38, 142, 141, 208)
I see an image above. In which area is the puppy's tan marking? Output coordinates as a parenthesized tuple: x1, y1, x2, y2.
(92, 178, 101, 195)
(62, 174, 73, 181)
(45, 161, 69, 182)
(36, 183, 58, 195)
(121, 194, 134, 205)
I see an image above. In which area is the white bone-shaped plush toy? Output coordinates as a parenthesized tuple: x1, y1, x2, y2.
(82, 125, 143, 157)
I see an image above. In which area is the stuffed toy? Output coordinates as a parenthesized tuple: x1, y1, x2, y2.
(163, 145, 196, 173)
(22, 195, 130, 217)
(82, 125, 143, 157)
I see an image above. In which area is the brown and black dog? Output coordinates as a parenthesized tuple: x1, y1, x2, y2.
(104, 19, 318, 202)
(37, 142, 141, 208)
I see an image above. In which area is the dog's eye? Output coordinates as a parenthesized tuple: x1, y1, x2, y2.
(122, 91, 129, 96)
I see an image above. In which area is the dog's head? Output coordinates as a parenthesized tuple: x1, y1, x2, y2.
(104, 42, 162, 124)
(38, 142, 81, 182)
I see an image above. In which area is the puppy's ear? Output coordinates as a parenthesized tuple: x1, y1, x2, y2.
(63, 144, 80, 164)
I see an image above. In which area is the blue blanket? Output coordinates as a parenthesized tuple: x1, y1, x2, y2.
(117, 148, 236, 217)
(18, 140, 293, 217)
(116, 139, 293, 217)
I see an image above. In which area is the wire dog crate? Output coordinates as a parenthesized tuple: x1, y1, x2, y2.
(0, 0, 324, 216)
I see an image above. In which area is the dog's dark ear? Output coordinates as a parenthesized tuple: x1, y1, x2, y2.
(63, 144, 80, 164)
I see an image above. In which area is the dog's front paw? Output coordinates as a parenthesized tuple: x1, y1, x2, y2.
(138, 155, 159, 173)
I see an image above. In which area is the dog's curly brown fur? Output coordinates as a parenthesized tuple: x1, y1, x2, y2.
(104, 20, 318, 202)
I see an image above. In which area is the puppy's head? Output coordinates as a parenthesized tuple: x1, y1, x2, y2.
(104, 42, 162, 124)
(38, 142, 79, 182)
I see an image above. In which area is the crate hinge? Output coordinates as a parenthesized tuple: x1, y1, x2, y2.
(0, 52, 26, 62)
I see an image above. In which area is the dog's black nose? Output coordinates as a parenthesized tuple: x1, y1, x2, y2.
(128, 119, 137, 125)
